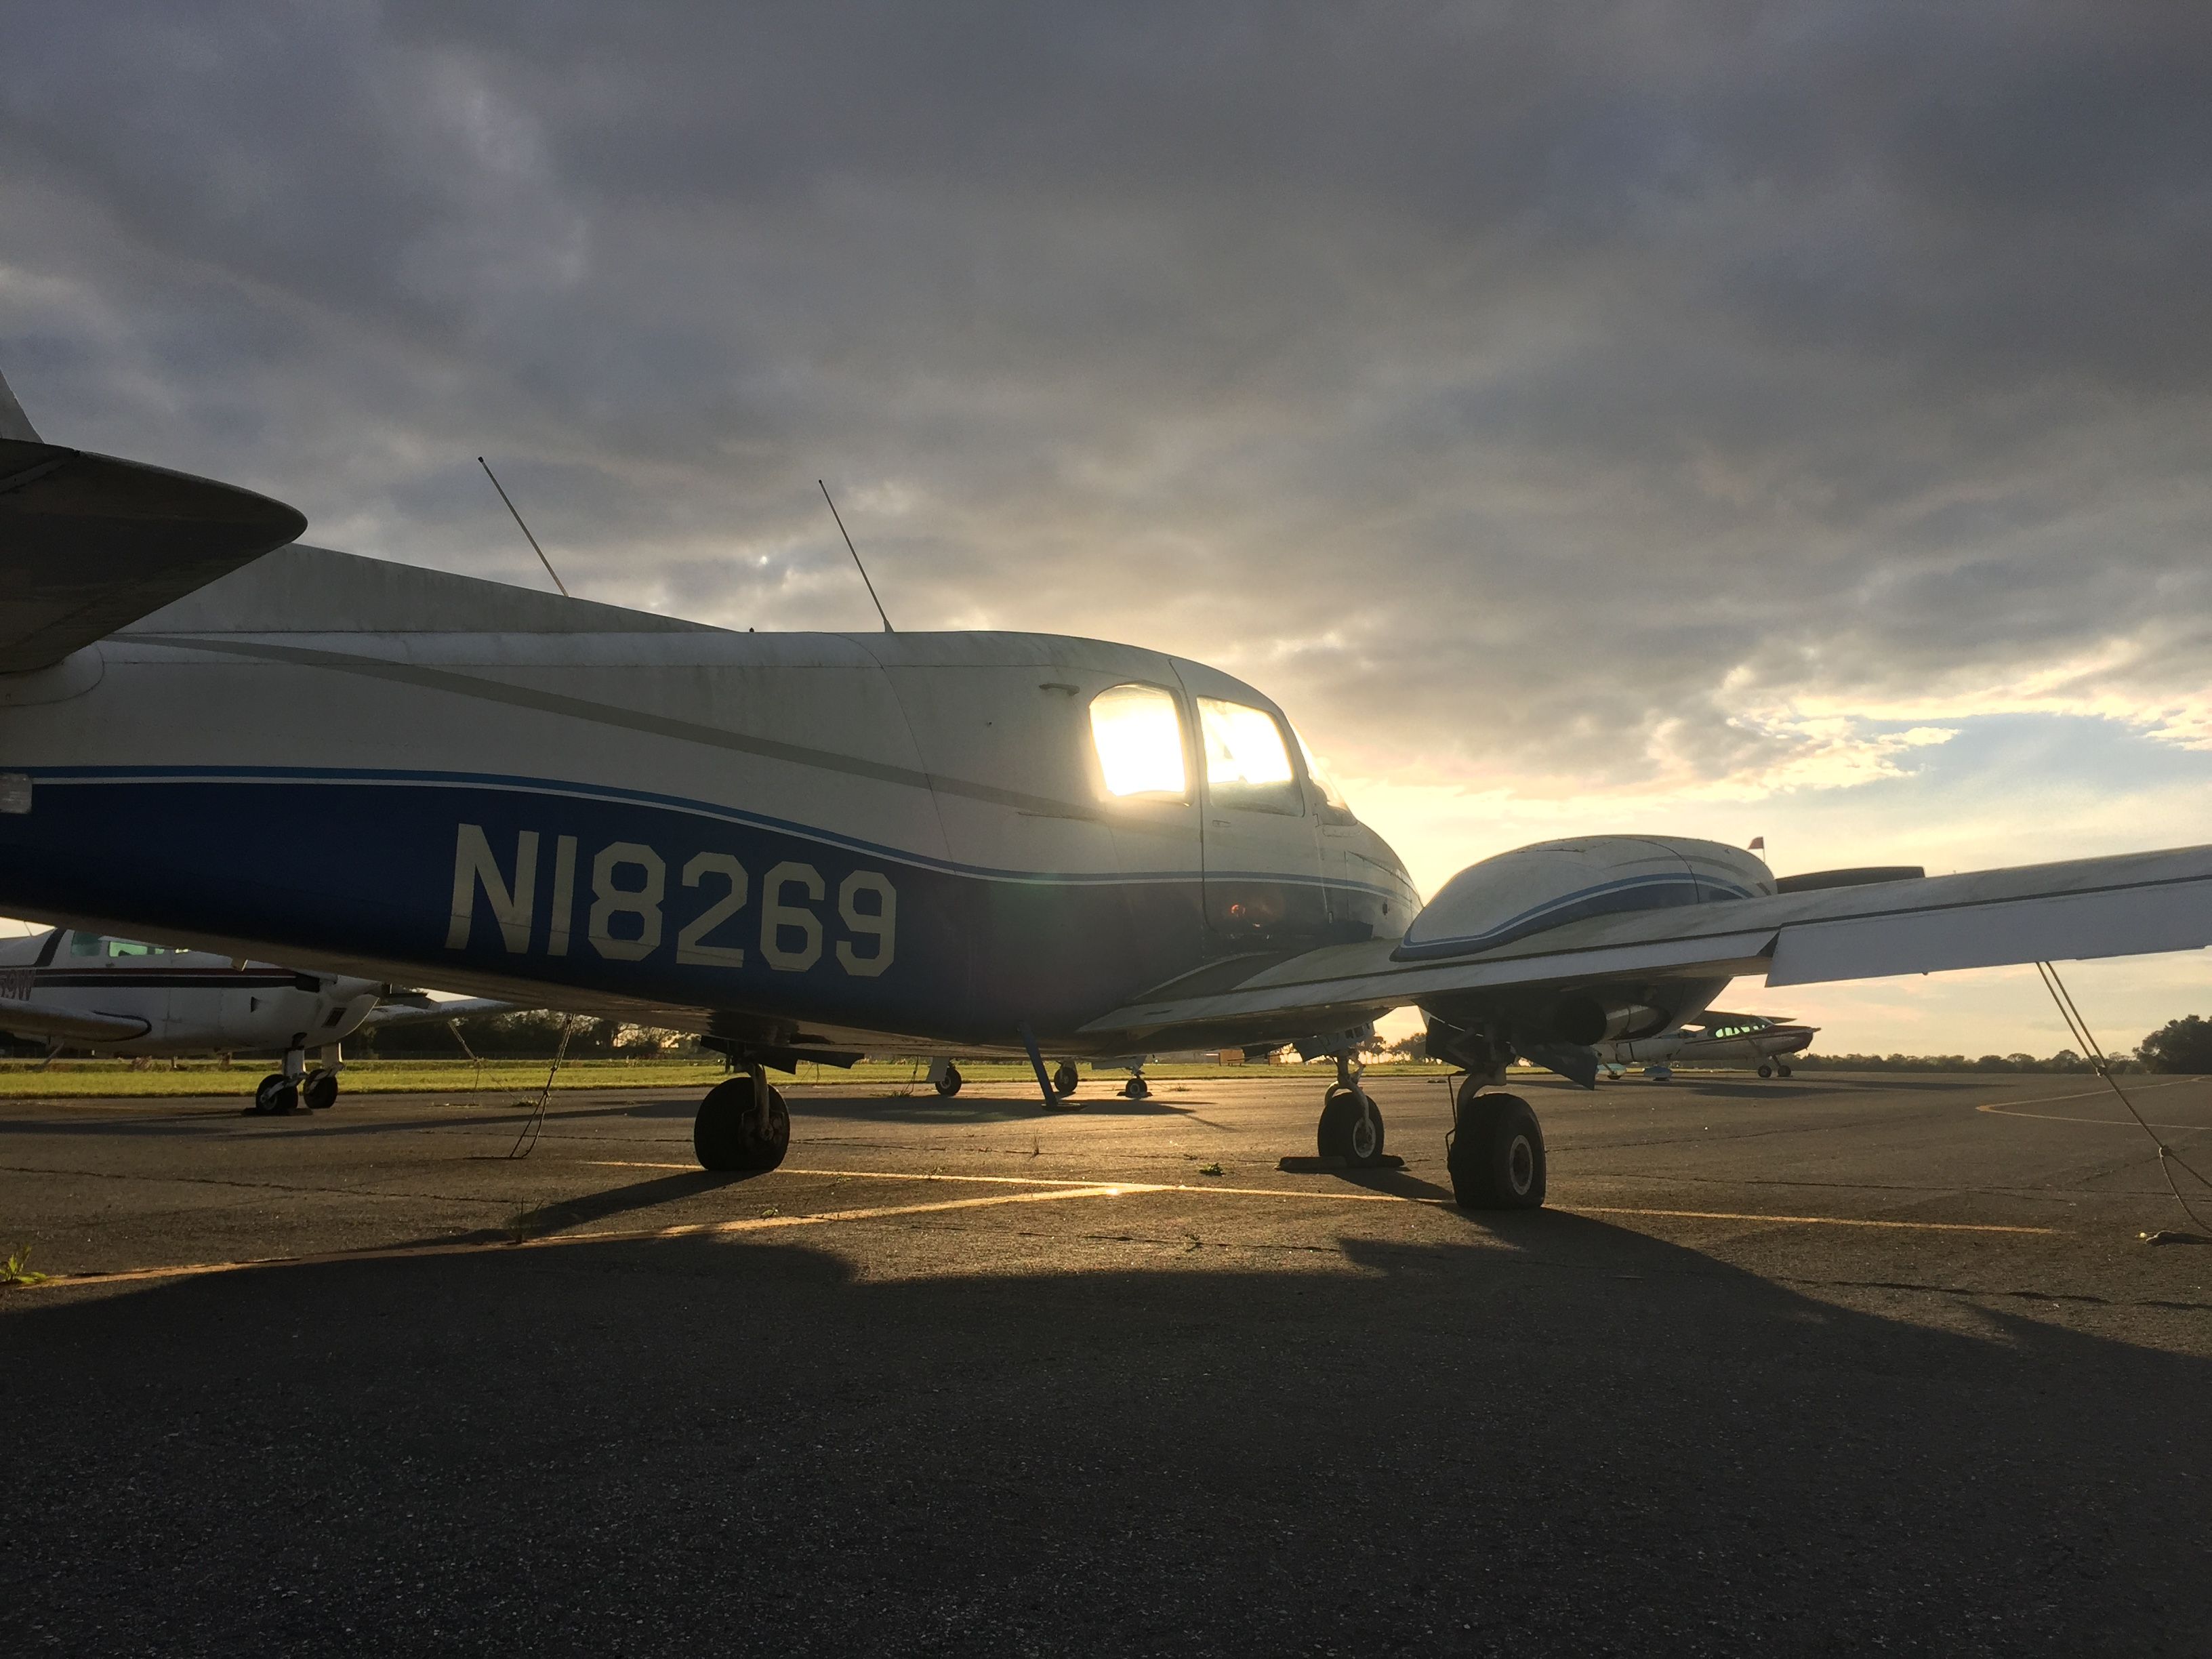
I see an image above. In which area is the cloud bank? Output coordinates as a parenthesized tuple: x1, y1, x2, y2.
(4, 3, 2209, 1046)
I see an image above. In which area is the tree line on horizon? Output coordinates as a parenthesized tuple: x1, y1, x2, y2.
(30, 1008, 2212, 1073)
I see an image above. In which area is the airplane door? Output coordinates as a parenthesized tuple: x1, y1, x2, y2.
(1171, 663, 1328, 950)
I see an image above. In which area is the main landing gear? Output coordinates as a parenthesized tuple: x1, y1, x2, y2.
(930, 1059, 964, 1097)
(693, 1067, 790, 1172)
(1314, 1052, 1387, 1166)
(1756, 1062, 1793, 1079)
(1447, 1082, 1546, 1210)
(246, 1040, 339, 1116)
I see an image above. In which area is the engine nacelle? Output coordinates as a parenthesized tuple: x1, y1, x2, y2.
(1394, 836, 1773, 962)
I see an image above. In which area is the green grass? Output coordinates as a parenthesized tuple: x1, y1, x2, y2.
(0, 1055, 1465, 1099)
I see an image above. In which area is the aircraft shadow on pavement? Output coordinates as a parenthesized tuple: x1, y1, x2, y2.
(5, 1214, 2207, 1656)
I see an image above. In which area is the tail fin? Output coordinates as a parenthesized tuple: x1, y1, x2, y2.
(0, 366, 306, 673)
(0, 365, 39, 443)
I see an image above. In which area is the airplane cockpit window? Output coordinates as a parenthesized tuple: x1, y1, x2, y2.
(1089, 683, 1189, 800)
(1292, 726, 1351, 814)
(70, 935, 173, 958)
(1197, 697, 1301, 815)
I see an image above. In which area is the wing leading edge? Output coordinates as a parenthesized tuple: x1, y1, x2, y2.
(1080, 844, 2212, 1045)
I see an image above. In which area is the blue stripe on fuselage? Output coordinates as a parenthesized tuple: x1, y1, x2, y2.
(0, 771, 1368, 1047)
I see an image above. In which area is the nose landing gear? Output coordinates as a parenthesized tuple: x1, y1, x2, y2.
(1313, 1052, 1387, 1166)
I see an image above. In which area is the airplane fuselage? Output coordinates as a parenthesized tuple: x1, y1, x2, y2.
(0, 548, 1419, 1057)
(0, 929, 380, 1057)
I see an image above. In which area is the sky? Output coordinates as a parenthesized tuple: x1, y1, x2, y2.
(3, 2, 2210, 1054)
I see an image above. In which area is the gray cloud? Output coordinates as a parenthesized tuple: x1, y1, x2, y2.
(3, 1, 2209, 796)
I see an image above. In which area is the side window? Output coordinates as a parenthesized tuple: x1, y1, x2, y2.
(107, 940, 159, 957)
(1088, 683, 1189, 800)
(70, 933, 104, 958)
(1198, 697, 1302, 816)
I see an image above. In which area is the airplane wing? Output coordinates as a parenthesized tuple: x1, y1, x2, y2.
(0, 435, 307, 674)
(0, 1002, 151, 1045)
(1080, 843, 2212, 1046)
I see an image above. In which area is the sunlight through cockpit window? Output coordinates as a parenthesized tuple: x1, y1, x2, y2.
(1198, 697, 1301, 814)
(1089, 683, 1188, 798)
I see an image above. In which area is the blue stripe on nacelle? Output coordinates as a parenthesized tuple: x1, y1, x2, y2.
(1394, 869, 1759, 961)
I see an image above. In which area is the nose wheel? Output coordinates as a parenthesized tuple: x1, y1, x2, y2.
(1316, 1084, 1387, 1164)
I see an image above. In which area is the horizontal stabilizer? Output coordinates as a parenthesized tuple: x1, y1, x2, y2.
(0, 438, 308, 674)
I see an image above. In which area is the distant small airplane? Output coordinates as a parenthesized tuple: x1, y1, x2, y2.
(6, 365, 2212, 1208)
(0, 926, 504, 1112)
(1595, 1010, 1817, 1082)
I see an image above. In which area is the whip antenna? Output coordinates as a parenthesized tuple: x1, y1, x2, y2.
(819, 480, 893, 633)
(478, 457, 570, 598)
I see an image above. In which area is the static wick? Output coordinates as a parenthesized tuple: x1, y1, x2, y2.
(478, 457, 571, 598)
(819, 480, 894, 634)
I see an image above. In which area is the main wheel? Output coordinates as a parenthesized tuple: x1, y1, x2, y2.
(935, 1061, 964, 1098)
(1776, 1063, 1793, 1078)
(1121, 1076, 1151, 1100)
(1448, 1088, 1546, 1210)
(1052, 1061, 1080, 1097)
(301, 1068, 340, 1111)
(1316, 1085, 1387, 1166)
(250, 1072, 299, 1115)
(693, 1076, 791, 1172)
(1757, 1063, 1773, 1078)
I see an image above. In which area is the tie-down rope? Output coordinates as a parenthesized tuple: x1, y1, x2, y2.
(2035, 960, 2211, 1237)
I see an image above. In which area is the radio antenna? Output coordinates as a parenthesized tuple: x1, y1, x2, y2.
(478, 457, 570, 598)
(819, 480, 893, 633)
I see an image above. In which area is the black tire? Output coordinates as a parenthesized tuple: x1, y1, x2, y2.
(1122, 1076, 1151, 1100)
(692, 1076, 790, 1172)
(1776, 1064, 1792, 1078)
(300, 1068, 340, 1111)
(935, 1062, 964, 1098)
(252, 1072, 299, 1115)
(1757, 1063, 1773, 1078)
(1448, 1088, 1546, 1210)
(1052, 1061, 1080, 1097)
(1315, 1085, 1387, 1165)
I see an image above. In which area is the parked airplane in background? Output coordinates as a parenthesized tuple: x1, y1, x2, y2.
(0, 926, 504, 1112)
(1595, 1010, 1817, 1082)
(6, 368, 2212, 1208)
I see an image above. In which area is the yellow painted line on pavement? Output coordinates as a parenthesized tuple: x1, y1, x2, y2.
(590, 1160, 2053, 1231)
(1974, 1075, 2205, 1131)
(17, 1183, 1142, 1292)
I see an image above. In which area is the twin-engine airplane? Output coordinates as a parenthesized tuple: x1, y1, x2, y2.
(0, 924, 506, 1112)
(5, 368, 2211, 1208)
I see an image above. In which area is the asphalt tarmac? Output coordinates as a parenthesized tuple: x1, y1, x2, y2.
(3, 1069, 2209, 1656)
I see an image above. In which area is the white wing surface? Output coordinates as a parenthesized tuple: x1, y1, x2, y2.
(1080, 844, 2212, 1044)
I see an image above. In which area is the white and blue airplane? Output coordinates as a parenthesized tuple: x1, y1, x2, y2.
(1594, 1009, 1819, 1082)
(5, 368, 2211, 1208)
(0, 924, 512, 1111)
